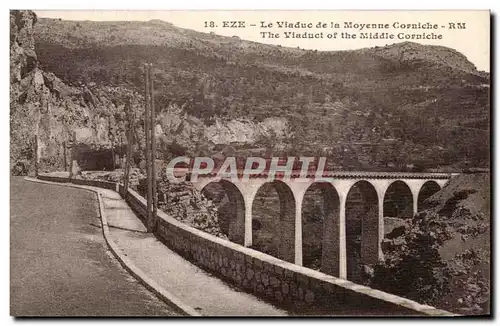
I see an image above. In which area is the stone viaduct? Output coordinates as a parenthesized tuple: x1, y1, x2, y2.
(186, 171, 455, 280)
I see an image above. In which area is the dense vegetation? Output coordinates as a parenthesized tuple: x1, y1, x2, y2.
(33, 18, 490, 171)
(370, 174, 490, 315)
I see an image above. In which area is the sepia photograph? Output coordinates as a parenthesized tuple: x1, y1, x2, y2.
(9, 9, 491, 317)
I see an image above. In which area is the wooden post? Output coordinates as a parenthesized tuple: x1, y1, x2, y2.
(149, 63, 158, 228)
(120, 134, 124, 168)
(109, 116, 116, 171)
(69, 131, 76, 180)
(123, 99, 133, 197)
(33, 134, 38, 177)
(63, 141, 67, 171)
(144, 63, 153, 232)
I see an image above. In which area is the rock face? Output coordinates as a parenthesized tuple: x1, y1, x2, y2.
(10, 10, 83, 173)
(155, 171, 228, 239)
(206, 117, 288, 144)
(370, 173, 490, 315)
(157, 104, 289, 155)
(10, 10, 86, 174)
(10, 10, 37, 84)
(10, 10, 145, 175)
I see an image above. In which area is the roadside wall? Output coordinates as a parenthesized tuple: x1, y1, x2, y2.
(71, 178, 118, 191)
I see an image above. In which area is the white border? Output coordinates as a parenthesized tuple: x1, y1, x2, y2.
(2, 1, 497, 325)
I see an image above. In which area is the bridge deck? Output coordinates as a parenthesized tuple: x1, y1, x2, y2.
(181, 169, 455, 179)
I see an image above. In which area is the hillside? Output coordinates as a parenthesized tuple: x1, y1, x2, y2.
(11, 12, 490, 174)
(371, 173, 490, 315)
(32, 17, 490, 171)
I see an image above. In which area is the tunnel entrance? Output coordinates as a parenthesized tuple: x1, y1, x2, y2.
(73, 143, 116, 171)
(201, 180, 245, 245)
(417, 181, 441, 211)
(345, 181, 379, 283)
(301, 182, 340, 276)
(252, 181, 295, 263)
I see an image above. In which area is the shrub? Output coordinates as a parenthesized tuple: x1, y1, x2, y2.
(370, 213, 452, 305)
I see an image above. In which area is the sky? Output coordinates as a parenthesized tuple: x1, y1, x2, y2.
(34, 10, 490, 72)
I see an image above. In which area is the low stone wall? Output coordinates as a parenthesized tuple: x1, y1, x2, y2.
(38, 173, 454, 316)
(71, 178, 118, 192)
(37, 174, 70, 183)
(123, 186, 148, 225)
(38, 174, 118, 192)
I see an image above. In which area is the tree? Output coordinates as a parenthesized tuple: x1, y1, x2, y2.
(370, 213, 452, 305)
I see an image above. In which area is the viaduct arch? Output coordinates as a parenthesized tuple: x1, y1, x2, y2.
(251, 181, 296, 263)
(200, 179, 246, 245)
(383, 180, 414, 219)
(191, 172, 451, 280)
(418, 180, 442, 211)
(301, 182, 340, 275)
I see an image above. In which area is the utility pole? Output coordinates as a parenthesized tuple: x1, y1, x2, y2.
(144, 64, 153, 232)
(149, 63, 158, 227)
(33, 134, 38, 177)
(110, 116, 116, 171)
(62, 141, 67, 172)
(123, 98, 134, 197)
(69, 131, 76, 180)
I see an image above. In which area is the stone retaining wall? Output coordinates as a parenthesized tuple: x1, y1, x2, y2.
(38, 174, 118, 192)
(123, 186, 148, 225)
(71, 178, 118, 192)
(37, 173, 455, 316)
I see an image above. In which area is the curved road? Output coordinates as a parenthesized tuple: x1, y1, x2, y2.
(10, 177, 178, 316)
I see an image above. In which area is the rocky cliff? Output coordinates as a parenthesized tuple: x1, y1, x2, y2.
(10, 10, 69, 174)
(10, 10, 293, 175)
(157, 104, 289, 153)
(371, 173, 490, 315)
(10, 10, 143, 175)
(156, 175, 228, 239)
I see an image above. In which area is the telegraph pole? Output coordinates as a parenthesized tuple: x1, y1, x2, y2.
(123, 98, 134, 197)
(62, 141, 67, 172)
(33, 134, 38, 177)
(144, 64, 153, 232)
(69, 131, 76, 180)
(149, 63, 158, 227)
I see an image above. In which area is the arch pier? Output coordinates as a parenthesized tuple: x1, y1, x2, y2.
(191, 172, 451, 280)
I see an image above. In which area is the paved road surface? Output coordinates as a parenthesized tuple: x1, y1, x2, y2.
(10, 177, 178, 316)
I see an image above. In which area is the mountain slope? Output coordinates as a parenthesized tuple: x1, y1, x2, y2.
(32, 17, 489, 170)
(371, 173, 490, 315)
(10, 11, 145, 174)
(12, 14, 491, 173)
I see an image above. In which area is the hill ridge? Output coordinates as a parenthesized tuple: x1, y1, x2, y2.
(11, 11, 491, 175)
